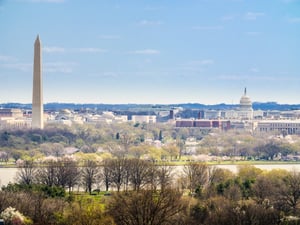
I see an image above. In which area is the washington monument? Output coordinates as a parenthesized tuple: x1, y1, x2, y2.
(32, 35, 44, 129)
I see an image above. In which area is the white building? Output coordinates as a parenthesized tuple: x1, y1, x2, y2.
(255, 120, 300, 135)
(47, 109, 83, 126)
(131, 115, 156, 124)
(0, 108, 31, 129)
(204, 110, 221, 119)
(0, 117, 31, 129)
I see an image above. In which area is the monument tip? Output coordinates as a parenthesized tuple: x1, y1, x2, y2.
(35, 35, 40, 42)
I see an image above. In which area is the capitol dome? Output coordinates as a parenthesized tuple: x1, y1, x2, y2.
(237, 88, 253, 120)
(240, 95, 252, 107)
(239, 88, 252, 110)
(59, 109, 72, 115)
(240, 88, 252, 109)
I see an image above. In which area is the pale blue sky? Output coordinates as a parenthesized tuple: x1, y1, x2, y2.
(0, 0, 300, 104)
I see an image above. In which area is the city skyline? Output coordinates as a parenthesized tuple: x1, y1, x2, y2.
(0, 0, 300, 105)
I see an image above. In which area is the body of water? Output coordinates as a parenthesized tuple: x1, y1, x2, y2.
(0, 167, 18, 187)
(1, 164, 300, 187)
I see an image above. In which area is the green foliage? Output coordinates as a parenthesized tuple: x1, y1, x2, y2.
(39, 185, 66, 198)
(62, 199, 115, 225)
(30, 133, 43, 143)
(2, 183, 65, 198)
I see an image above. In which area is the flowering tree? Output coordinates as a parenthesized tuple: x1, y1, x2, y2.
(0, 207, 31, 225)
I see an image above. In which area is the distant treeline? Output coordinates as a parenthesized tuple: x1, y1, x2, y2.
(1, 102, 300, 111)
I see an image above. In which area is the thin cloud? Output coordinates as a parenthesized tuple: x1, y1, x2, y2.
(44, 62, 77, 73)
(192, 26, 223, 30)
(43, 47, 107, 53)
(1, 63, 31, 72)
(0, 55, 16, 62)
(218, 75, 260, 81)
(187, 60, 214, 66)
(181, 59, 214, 72)
(1, 61, 77, 73)
(76, 48, 107, 53)
(129, 49, 160, 55)
(138, 20, 163, 26)
(217, 74, 299, 81)
(43, 46, 65, 53)
(244, 12, 265, 20)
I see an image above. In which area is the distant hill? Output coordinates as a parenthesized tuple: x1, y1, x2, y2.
(0, 102, 299, 111)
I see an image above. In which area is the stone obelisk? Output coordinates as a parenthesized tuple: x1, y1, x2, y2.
(32, 35, 44, 129)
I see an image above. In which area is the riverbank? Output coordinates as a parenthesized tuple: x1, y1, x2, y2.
(2, 162, 300, 187)
(164, 160, 300, 166)
(2, 160, 300, 168)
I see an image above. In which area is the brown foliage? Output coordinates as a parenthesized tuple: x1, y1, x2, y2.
(107, 189, 185, 225)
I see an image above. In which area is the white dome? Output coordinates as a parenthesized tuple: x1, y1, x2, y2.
(59, 109, 72, 115)
(239, 88, 252, 109)
(240, 95, 252, 106)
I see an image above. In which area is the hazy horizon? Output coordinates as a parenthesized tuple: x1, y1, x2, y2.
(1, 0, 299, 105)
(0, 100, 298, 106)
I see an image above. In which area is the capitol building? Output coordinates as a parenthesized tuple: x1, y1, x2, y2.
(203, 88, 260, 121)
(222, 88, 254, 120)
(175, 88, 300, 135)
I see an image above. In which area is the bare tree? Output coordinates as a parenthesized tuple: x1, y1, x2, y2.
(52, 143, 64, 157)
(101, 159, 113, 191)
(0, 151, 9, 163)
(108, 189, 185, 225)
(156, 163, 174, 191)
(127, 158, 152, 191)
(40, 143, 53, 156)
(16, 160, 36, 185)
(36, 159, 57, 187)
(119, 132, 133, 154)
(81, 160, 100, 194)
(106, 158, 127, 192)
(56, 157, 80, 192)
(182, 162, 209, 196)
(277, 170, 300, 214)
(147, 164, 159, 191)
(252, 174, 275, 204)
(0, 190, 66, 225)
